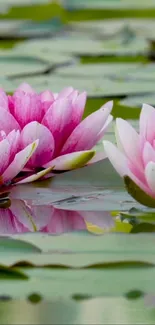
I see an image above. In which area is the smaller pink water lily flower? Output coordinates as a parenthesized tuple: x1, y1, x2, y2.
(0, 83, 113, 185)
(103, 104, 155, 205)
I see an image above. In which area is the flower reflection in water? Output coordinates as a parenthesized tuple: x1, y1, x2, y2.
(0, 199, 114, 235)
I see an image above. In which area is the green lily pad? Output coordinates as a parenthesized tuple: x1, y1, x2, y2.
(16, 38, 108, 57)
(70, 19, 155, 39)
(1, 266, 155, 299)
(55, 63, 140, 78)
(120, 94, 155, 107)
(0, 57, 48, 78)
(11, 232, 155, 254)
(0, 19, 27, 37)
(65, 0, 155, 9)
(0, 18, 64, 39)
(131, 223, 155, 233)
(13, 73, 155, 98)
(0, 238, 41, 254)
(10, 159, 140, 212)
(0, 48, 75, 66)
(121, 207, 155, 223)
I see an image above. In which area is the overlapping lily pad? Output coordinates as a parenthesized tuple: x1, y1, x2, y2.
(0, 18, 64, 39)
(12, 74, 155, 98)
(120, 94, 155, 107)
(65, 0, 155, 10)
(0, 57, 48, 78)
(16, 38, 108, 56)
(0, 48, 75, 67)
(70, 19, 155, 39)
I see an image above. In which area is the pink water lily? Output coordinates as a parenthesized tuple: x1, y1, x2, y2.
(0, 199, 114, 234)
(0, 83, 113, 185)
(103, 104, 155, 200)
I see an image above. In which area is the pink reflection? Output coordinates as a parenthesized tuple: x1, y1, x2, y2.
(0, 199, 114, 235)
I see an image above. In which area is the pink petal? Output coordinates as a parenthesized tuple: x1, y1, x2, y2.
(2, 140, 38, 183)
(43, 208, 86, 234)
(0, 107, 20, 134)
(145, 162, 155, 195)
(40, 90, 54, 102)
(61, 102, 112, 154)
(40, 90, 55, 113)
(7, 130, 20, 162)
(146, 113, 155, 145)
(53, 93, 58, 100)
(0, 89, 9, 110)
(103, 140, 129, 177)
(63, 90, 87, 136)
(96, 114, 113, 142)
(139, 104, 155, 145)
(44, 150, 95, 170)
(16, 83, 36, 94)
(30, 205, 54, 230)
(11, 91, 43, 128)
(0, 209, 17, 234)
(140, 104, 155, 136)
(57, 87, 74, 99)
(103, 140, 151, 195)
(87, 150, 107, 164)
(0, 138, 10, 175)
(21, 121, 55, 168)
(71, 91, 87, 127)
(127, 160, 146, 185)
(12, 217, 28, 233)
(11, 199, 37, 232)
(115, 118, 143, 171)
(80, 211, 114, 229)
(68, 89, 79, 103)
(143, 142, 155, 167)
(42, 98, 74, 156)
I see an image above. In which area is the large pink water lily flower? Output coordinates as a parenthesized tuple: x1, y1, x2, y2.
(0, 83, 113, 185)
(103, 104, 155, 200)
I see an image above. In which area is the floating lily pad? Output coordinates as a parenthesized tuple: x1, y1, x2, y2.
(0, 19, 27, 38)
(55, 63, 140, 78)
(70, 19, 155, 39)
(1, 264, 155, 299)
(0, 57, 48, 78)
(116, 63, 155, 81)
(120, 94, 155, 107)
(65, 0, 155, 9)
(1, 0, 51, 5)
(56, 62, 155, 82)
(66, 31, 148, 56)
(0, 18, 64, 39)
(9, 157, 141, 212)
(16, 18, 64, 38)
(13, 75, 104, 95)
(13, 73, 155, 98)
(16, 38, 107, 57)
(0, 48, 75, 66)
